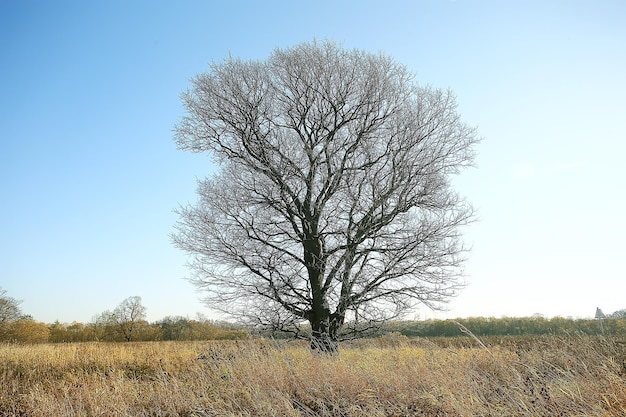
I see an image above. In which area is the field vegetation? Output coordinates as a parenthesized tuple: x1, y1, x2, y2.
(2, 334, 626, 416)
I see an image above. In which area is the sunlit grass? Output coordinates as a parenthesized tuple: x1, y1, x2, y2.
(1, 336, 625, 416)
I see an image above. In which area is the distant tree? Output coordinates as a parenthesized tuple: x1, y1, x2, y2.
(173, 40, 478, 352)
(66, 321, 96, 342)
(157, 316, 193, 340)
(48, 321, 67, 343)
(609, 309, 626, 319)
(91, 311, 118, 341)
(0, 287, 23, 325)
(4, 318, 49, 343)
(113, 296, 147, 342)
(134, 321, 160, 341)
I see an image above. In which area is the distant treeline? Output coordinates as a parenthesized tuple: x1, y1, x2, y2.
(1, 315, 624, 344)
(386, 315, 625, 338)
(0, 316, 248, 343)
(263, 315, 625, 341)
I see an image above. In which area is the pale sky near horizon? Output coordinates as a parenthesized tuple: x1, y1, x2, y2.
(1, 1, 624, 324)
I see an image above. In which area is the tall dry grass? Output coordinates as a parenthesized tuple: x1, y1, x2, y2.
(1, 335, 625, 416)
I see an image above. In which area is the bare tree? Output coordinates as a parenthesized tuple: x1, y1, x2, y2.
(610, 309, 626, 319)
(113, 296, 147, 342)
(173, 41, 479, 352)
(0, 287, 23, 326)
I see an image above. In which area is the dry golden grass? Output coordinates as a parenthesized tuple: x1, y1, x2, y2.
(1, 335, 625, 416)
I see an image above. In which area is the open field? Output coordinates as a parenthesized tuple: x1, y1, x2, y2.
(2, 335, 626, 416)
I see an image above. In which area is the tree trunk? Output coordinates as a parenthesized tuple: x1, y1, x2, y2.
(303, 225, 340, 353)
(308, 303, 347, 354)
(309, 316, 339, 354)
(307, 287, 339, 353)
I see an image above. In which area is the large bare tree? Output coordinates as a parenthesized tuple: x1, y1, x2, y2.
(173, 41, 479, 352)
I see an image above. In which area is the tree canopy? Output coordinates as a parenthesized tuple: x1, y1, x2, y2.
(173, 41, 479, 351)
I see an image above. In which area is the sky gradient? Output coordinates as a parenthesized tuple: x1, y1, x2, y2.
(1, 1, 625, 324)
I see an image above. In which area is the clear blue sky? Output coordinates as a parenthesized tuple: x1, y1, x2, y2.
(1, 1, 624, 324)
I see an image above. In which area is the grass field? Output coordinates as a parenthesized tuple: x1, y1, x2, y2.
(2, 335, 625, 416)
